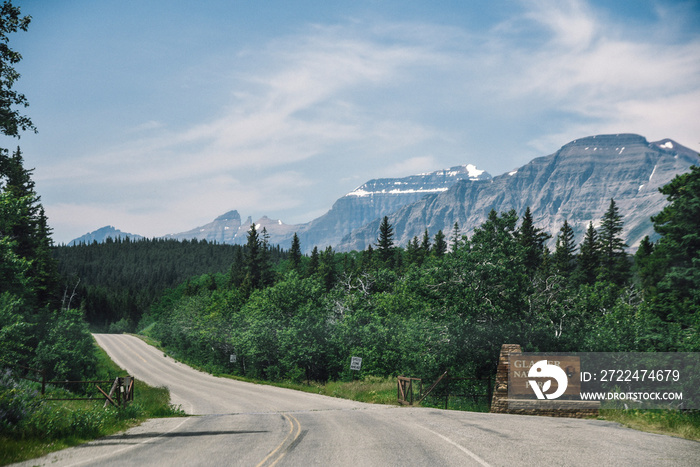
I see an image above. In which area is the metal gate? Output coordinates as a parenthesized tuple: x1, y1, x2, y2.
(398, 371, 492, 410)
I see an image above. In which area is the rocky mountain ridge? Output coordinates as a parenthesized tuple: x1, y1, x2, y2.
(69, 134, 698, 253)
(70, 163, 492, 250)
(164, 210, 296, 245)
(337, 134, 699, 251)
(291, 164, 491, 251)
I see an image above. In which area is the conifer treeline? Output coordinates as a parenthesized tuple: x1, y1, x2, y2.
(1, 147, 96, 384)
(52, 235, 287, 329)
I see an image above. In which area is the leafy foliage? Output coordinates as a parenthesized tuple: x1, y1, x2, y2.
(0, 1, 35, 137)
(132, 176, 700, 385)
(647, 166, 700, 339)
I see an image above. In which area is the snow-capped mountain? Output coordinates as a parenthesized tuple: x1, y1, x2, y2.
(336, 134, 700, 252)
(69, 134, 698, 254)
(290, 164, 492, 251)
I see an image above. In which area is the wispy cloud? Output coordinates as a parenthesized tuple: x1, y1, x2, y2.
(499, 0, 700, 150)
(35, 1, 700, 242)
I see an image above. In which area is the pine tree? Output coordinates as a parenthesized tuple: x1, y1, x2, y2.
(244, 223, 261, 287)
(432, 230, 447, 257)
(450, 221, 463, 251)
(575, 222, 599, 286)
(375, 216, 395, 266)
(597, 198, 629, 285)
(633, 235, 658, 295)
(419, 229, 431, 263)
(553, 220, 576, 277)
(360, 244, 373, 271)
(518, 207, 551, 276)
(405, 236, 420, 266)
(0, 192, 31, 299)
(307, 246, 320, 276)
(289, 233, 302, 273)
(228, 247, 245, 288)
(648, 165, 700, 324)
(318, 246, 336, 291)
(257, 227, 274, 287)
(0, 147, 59, 306)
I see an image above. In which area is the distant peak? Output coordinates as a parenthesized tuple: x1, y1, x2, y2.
(94, 225, 117, 233)
(214, 210, 241, 222)
(565, 134, 648, 149)
(650, 138, 699, 158)
(68, 225, 142, 246)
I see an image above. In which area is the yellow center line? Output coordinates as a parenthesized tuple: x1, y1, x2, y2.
(255, 413, 295, 467)
(269, 414, 301, 467)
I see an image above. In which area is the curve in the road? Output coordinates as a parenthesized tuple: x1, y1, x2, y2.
(14, 333, 700, 467)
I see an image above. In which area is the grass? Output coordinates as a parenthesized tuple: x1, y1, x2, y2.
(0, 340, 184, 466)
(599, 408, 700, 442)
(273, 376, 399, 405)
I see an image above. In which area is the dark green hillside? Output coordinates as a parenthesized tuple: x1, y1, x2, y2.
(52, 237, 287, 330)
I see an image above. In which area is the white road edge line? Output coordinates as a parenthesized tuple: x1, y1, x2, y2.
(417, 424, 492, 467)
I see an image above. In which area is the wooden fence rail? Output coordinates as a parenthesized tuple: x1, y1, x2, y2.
(1, 360, 134, 408)
(397, 376, 422, 405)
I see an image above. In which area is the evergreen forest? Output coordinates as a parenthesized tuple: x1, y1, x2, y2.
(52, 237, 287, 332)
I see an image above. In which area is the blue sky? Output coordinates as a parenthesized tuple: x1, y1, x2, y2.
(4, 0, 700, 243)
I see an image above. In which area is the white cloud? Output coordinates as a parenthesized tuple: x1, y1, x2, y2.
(491, 0, 700, 154)
(37, 1, 700, 243)
(60, 3, 698, 186)
(382, 156, 439, 178)
(521, 0, 599, 50)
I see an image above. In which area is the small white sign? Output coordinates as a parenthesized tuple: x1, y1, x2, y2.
(230, 354, 237, 363)
(350, 356, 362, 371)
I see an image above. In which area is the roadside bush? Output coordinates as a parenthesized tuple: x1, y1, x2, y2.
(107, 317, 131, 334)
(35, 309, 97, 385)
(0, 370, 39, 432)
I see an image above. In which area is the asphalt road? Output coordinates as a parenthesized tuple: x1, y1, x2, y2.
(15, 333, 700, 466)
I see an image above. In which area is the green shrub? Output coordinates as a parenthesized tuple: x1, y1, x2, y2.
(107, 317, 131, 334)
(0, 370, 39, 432)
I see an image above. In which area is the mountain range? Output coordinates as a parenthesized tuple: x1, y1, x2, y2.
(69, 134, 699, 253)
(68, 226, 143, 246)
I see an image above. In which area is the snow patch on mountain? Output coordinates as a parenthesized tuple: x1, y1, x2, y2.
(345, 163, 491, 197)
